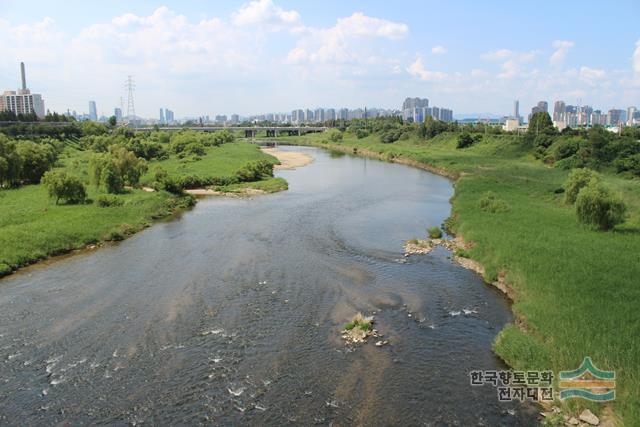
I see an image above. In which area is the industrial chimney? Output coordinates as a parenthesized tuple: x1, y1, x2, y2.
(20, 62, 27, 91)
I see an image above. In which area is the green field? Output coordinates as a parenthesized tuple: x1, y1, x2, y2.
(290, 131, 640, 425)
(140, 141, 281, 186)
(0, 140, 285, 277)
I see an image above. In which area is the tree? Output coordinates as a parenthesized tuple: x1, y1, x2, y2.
(563, 168, 599, 204)
(528, 112, 554, 136)
(41, 170, 87, 204)
(0, 136, 23, 187)
(88, 146, 147, 193)
(108, 115, 117, 127)
(575, 181, 626, 231)
(15, 141, 57, 183)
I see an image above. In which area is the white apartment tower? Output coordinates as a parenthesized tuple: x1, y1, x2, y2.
(0, 62, 45, 118)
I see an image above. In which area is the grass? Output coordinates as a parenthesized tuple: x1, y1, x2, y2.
(141, 141, 280, 186)
(344, 312, 373, 332)
(0, 141, 287, 277)
(214, 176, 288, 193)
(0, 183, 178, 274)
(290, 131, 640, 425)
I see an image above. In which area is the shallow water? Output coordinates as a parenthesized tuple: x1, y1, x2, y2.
(0, 146, 536, 425)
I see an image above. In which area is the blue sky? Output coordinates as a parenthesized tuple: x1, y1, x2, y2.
(1, 0, 639, 118)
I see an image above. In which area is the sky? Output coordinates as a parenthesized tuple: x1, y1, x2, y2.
(1, 0, 639, 118)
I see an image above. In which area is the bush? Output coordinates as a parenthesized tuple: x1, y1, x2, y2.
(327, 129, 343, 142)
(457, 132, 475, 149)
(41, 170, 87, 205)
(575, 181, 626, 231)
(563, 168, 599, 204)
(478, 191, 510, 213)
(355, 129, 370, 139)
(95, 195, 124, 207)
(427, 226, 442, 239)
(235, 160, 273, 182)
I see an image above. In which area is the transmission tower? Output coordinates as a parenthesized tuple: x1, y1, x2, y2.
(124, 76, 136, 120)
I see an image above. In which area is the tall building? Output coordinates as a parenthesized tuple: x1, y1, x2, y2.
(165, 108, 174, 123)
(513, 100, 520, 122)
(88, 101, 97, 121)
(114, 107, 122, 121)
(159, 108, 165, 123)
(627, 107, 637, 125)
(1, 62, 45, 118)
(553, 101, 566, 122)
(231, 114, 239, 124)
(607, 109, 624, 126)
(338, 108, 349, 121)
(531, 101, 548, 114)
(326, 108, 336, 121)
(402, 97, 429, 121)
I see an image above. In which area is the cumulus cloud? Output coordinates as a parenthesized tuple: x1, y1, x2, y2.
(232, 0, 300, 30)
(286, 12, 408, 65)
(406, 56, 446, 81)
(550, 40, 574, 65)
(579, 66, 605, 80)
(431, 45, 446, 55)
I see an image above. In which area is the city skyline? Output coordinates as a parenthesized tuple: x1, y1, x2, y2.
(0, 0, 638, 117)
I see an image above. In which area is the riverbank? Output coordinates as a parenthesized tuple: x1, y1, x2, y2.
(288, 132, 639, 425)
(0, 142, 287, 279)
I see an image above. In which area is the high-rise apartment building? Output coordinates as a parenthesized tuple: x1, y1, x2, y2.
(553, 101, 566, 122)
(1, 62, 45, 118)
(114, 107, 122, 121)
(402, 97, 429, 121)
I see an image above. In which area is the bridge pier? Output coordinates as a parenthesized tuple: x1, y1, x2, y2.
(244, 129, 256, 138)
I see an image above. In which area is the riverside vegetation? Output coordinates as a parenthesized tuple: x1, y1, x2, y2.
(288, 114, 640, 425)
(0, 122, 285, 277)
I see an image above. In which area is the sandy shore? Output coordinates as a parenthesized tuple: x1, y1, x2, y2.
(261, 147, 314, 170)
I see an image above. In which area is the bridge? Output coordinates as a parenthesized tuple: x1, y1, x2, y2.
(134, 126, 328, 138)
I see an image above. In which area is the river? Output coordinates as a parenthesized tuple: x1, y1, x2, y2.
(0, 146, 536, 425)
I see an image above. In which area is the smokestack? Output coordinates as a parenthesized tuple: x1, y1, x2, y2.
(20, 62, 26, 91)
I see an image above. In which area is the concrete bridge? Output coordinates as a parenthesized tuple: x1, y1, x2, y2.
(134, 126, 327, 137)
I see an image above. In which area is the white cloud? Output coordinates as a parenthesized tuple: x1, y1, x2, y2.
(470, 68, 488, 77)
(406, 56, 446, 81)
(481, 49, 512, 61)
(232, 0, 300, 30)
(431, 45, 446, 55)
(550, 40, 574, 65)
(579, 66, 605, 80)
(286, 12, 408, 65)
(634, 39, 640, 74)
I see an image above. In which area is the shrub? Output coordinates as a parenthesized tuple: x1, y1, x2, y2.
(575, 181, 626, 231)
(563, 168, 599, 204)
(327, 129, 343, 142)
(95, 195, 124, 207)
(427, 226, 442, 239)
(478, 191, 510, 213)
(235, 160, 273, 182)
(355, 129, 370, 139)
(457, 132, 475, 149)
(41, 170, 87, 205)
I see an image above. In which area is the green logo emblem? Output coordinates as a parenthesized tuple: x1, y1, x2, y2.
(559, 357, 615, 401)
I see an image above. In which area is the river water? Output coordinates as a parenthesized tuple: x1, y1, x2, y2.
(0, 147, 536, 425)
